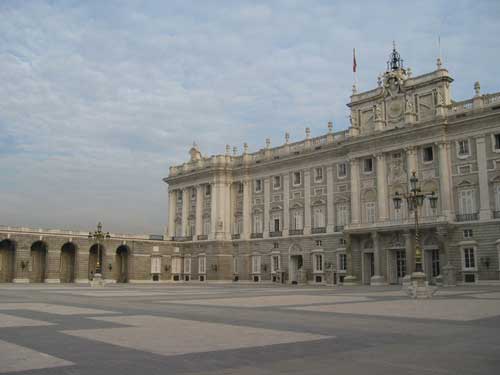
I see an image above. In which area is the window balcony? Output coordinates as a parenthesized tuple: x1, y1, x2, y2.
(173, 236, 192, 241)
(456, 213, 479, 222)
(197, 235, 208, 240)
(251, 233, 263, 239)
(289, 229, 303, 236)
(231, 234, 240, 240)
(334, 225, 344, 232)
(270, 231, 282, 237)
(311, 227, 326, 234)
(494, 211, 500, 219)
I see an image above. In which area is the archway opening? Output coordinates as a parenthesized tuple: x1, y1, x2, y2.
(115, 245, 129, 283)
(0, 239, 16, 282)
(60, 242, 76, 283)
(88, 243, 104, 280)
(30, 241, 48, 283)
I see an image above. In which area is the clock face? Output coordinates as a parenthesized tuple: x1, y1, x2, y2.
(388, 99, 403, 119)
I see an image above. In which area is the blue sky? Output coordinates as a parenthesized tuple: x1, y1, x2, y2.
(1, 0, 499, 234)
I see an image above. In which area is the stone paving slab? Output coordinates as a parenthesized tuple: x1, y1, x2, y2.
(63, 315, 332, 357)
(0, 339, 73, 373)
(469, 292, 500, 299)
(0, 312, 54, 328)
(0, 303, 117, 315)
(161, 294, 370, 307)
(289, 298, 500, 321)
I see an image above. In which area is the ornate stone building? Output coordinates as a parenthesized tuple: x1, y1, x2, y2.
(164, 47, 500, 286)
(1, 47, 500, 285)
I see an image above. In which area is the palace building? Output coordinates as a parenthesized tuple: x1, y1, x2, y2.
(1, 46, 500, 285)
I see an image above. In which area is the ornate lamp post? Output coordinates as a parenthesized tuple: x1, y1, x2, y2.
(88, 222, 110, 286)
(393, 172, 438, 297)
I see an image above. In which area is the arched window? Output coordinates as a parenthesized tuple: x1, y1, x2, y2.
(313, 207, 325, 228)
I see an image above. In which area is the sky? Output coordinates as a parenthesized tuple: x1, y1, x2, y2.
(1, 0, 499, 235)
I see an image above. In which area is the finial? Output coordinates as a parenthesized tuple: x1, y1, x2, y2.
(232, 146, 238, 156)
(474, 81, 481, 97)
(407, 67, 412, 77)
(392, 40, 396, 50)
(285, 132, 290, 144)
(243, 142, 248, 154)
(192, 141, 198, 150)
(352, 83, 357, 94)
(377, 75, 382, 87)
(436, 57, 442, 70)
(225, 144, 230, 155)
(387, 41, 403, 71)
(328, 121, 333, 133)
(265, 138, 271, 149)
(305, 127, 311, 139)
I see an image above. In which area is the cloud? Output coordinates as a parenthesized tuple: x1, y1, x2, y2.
(0, 0, 499, 233)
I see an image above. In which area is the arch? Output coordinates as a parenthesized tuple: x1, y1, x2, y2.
(0, 239, 16, 282)
(312, 199, 326, 206)
(271, 205, 283, 211)
(30, 241, 48, 283)
(88, 243, 105, 280)
(423, 233, 439, 248)
(363, 189, 376, 201)
(115, 245, 130, 283)
(60, 242, 76, 283)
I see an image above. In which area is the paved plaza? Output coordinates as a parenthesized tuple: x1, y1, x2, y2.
(0, 284, 499, 374)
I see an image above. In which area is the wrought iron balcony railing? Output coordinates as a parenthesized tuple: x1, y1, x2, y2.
(250, 233, 263, 239)
(456, 213, 479, 222)
(311, 227, 326, 234)
(289, 229, 304, 236)
(270, 231, 282, 237)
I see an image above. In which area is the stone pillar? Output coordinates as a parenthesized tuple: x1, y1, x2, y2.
(242, 178, 252, 239)
(376, 153, 389, 222)
(225, 181, 232, 240)
(45, 249, 61, 283)
(210, 181, 218, 240)
(13, 244, 30, 283)
(283, 174, 290, 236)
(438, 142, 454, 220)
(167, 190, 176, 239)
(263, 177, 270, 238)
(76, 248, 90, 283)
(406, 146, 418, 180)
(181, 188, 190, 237)
(350, 158, 361, 225)
(326, 165, 335, 233)
(403, 230, 413, 285)
(370, 231, 386, 285)
(476, 136, 492, 220)
(195, 185, 204, 240)
(343, 233, 358, 285)
(304, 170, 312, 235)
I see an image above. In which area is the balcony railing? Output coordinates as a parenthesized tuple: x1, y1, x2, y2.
(197, 234, 208, 240)
(334, 225, 344, 232)
(456, 213, 479, 222)
(173, 236, 192, 241)
(270, 231, 282, 237)
(251, 233, 263, 239)
(311, 227, 326, 234)
(231, 234, 240, 240)
(289, 229, 303, 236)
(494, 211, 500, 219)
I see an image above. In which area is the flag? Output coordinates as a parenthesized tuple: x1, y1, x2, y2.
(353, 48, 357, 73)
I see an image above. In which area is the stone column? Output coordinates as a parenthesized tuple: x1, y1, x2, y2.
(13, 244, 30, 283)
(194, 185, 204, 240)
(376, 153, 389, 222)
(242, 178, 252, 239)
(263, 177, 270, 238)
(75, 248, 90, 284)
(304, 170, 312, 235)
(283, 174, 290, 236)
(350, 158, 361, 225)
(210, 181, 218, 240)
(225, 181, 232, 240)
(343, 233, 358, 285)
(438, 142, 454, 220)
(45, 248, 61, 283)
(476, 136, 492, 220)
(167, 190, 176, 239)
(403, 230, 413, 285)
(181, 188, 190, 237)
(370, 231, 386, 285)
(326, 165, 335, 233)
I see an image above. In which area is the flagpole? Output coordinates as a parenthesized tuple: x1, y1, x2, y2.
(352, 48, 358, 93)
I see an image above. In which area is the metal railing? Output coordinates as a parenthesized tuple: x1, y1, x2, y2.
(311, 227, 326, 234)
(197, 235, 208, 240)
(456, 213, 479, 222)
(289, 229, 303, 236)
(250, 233, 263, 239)
(493, 211, 500, 219)
(270, 231, 282, 237)
(334, 225, 344, 232)
(231, 234, 241, 240)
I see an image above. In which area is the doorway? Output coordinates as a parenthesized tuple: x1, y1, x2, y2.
(60, 243, 76, 283)
(30, 241, 47, 283)
(289, 254, 303, 284)
(115, 245, 129, 283)
(362, 252, 375, 285)
(0, 239, 16, 282)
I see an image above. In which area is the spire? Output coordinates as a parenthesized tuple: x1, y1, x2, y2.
(387, 41, 404, 72)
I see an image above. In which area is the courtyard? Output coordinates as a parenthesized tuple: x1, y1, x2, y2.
(0, 284, 499, 374)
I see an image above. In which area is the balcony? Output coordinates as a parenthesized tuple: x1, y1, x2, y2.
(251, 233, 263, 239)
(173, 236, 192, 242)
(456, 213, 479, 222)
(334, 225, 344, 232)
(289, 229, 303, 236)
(494, 211, 500, 219)
(270, 231, 282, 238)
(311, 227, 326, 234)
(197, 235, 208, 240)
(231, 234, 240, 240)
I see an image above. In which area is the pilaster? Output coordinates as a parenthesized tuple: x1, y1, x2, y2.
(263, 177, 270, 238)
(475, 136, 492, 220)
(350, 158, 361, 225)
(303, 169, 311, 235)
(181, 188, 190, 237)
(376, 153, 389, 222)
(438, 141, 454, 220)
(194, 185, 204, 240)
(242, 178, 252, 240)
(370, 231, 386, 285)
(283, 174, 290, 237)
(326, 165, 335, 233)
(167, 189, 176, 239)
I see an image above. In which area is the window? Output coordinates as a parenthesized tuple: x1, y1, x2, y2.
(365, 202, 376, 223)
(198, 256, 206, 274)
(293, 172, 301, 186)
(338, 163, 347, 178)
(314, 253, 323, 272)
(252, 255, 261, 274)
(233, 256, 238, 274)
(253, 214, 263, 233)
(172, 257, 182, 274)
(457, 139, 470, 157)
(463, 229, 473, 239)
(203, 218, 211, 235)
(188, 220, 195, 236)
(495, 185, 500, 212)
(423, 146, 434, 162)
(431, 249, 440, 277)
(238, 182, 244, 194)
(339, 254, 347, 271)
(205, 185, 211, 197)
(191, 188, 196, 199)
(339, 238, 346, 246)
(292, 210, 303, 230)
(315, 240, 322, 247)
(463, 247, 475, 269)
(271, 255, 280, 273)
(458, 189, 476, 214)
(184, 257, 191, 274)
(271, 214, 281, 232)
(336, 203, 349, 226)
(363, 158, 373, 173)
(255, 179, 262, 193)
(314, 167, 323, 182)
(273, 176, 281, 189)
(495, 134, 500, 150)
(273, 242, 279, 249)
(396, 250, 406, 278)
(313, 207, 325, 228)
(233, 217, 242, 235)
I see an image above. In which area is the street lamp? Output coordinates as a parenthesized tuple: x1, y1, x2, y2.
(88, 222, 111, 283)
(393, 171, 438, 275)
